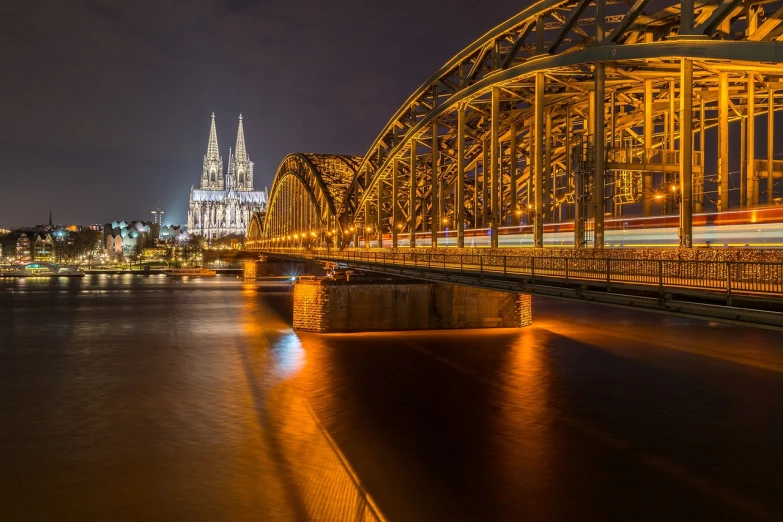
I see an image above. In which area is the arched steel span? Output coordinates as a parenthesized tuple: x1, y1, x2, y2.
(259, 153, 361, 243)
(257, 0, 783, 250)
(248, 211, 264, 240)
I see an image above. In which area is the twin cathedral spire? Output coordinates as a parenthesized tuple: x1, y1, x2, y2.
(201, 113, 254, 191)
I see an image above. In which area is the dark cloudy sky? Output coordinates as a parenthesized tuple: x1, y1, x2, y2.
(0, 0, 524, 227)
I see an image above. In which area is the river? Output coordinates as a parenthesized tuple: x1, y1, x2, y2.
(1, 274, 782, 521)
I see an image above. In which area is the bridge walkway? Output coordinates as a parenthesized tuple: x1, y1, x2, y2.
(258, 249, 783, 330)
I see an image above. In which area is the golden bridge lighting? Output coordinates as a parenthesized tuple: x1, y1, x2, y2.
(247, 0, 783, 252)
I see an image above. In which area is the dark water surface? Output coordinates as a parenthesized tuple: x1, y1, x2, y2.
(2, 275, 783, 521)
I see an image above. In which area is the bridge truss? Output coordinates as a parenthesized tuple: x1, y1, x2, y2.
(254, 0, 783, 250)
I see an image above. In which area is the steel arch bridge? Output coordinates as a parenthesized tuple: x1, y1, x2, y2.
(261, 153, 361, 243)
(251, 0, 783, 251)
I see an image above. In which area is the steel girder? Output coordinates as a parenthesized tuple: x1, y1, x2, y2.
(248, 212, 264, 239)
(260, 0, 783, 249)
(261, 153, 360, 242)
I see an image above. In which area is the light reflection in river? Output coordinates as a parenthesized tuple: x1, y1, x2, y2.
(2, 276, 783, 522)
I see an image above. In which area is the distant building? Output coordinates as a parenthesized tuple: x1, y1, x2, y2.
(13, 232, 54, 261)
(104, 221, 155, 258)
(151, 208, 164, 226)
(16, 234, 31, 262)
(33, 233, 54, 261)
(103, 220, 181, 258)
(187, 113, 268, 240)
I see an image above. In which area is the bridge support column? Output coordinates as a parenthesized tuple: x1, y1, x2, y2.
(546, 108, 553, 222)
(643, 78, 653, 216)
(490, 86, 500, 248)
(293, 280, 532, 333)
(409, 140, 417, 247)
(748, 74, 756, 207)
(392, 158, 399, 248)
(564, 109, 571, 222)
(696, 98, 705, 213)
(483, 143, 489, 228)
(594, 61, 606, 249)
(768, 86, 775, 205)
(243, 261, 257, 281)
(719, 71, 729, 211)
(457, 104, 466, 248)
(510, 122, 518, 226)
(431, 119, 439, 248)
(534, 71, 545, 248)
(680, 58, 693, 248)
(593, 0, 606, 249)
(377, 172, 384, 248)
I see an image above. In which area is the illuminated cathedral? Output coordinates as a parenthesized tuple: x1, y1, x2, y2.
(187, 113, 268, 239)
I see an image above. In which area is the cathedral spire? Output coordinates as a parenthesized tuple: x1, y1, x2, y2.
(206, 112, 219, 160)
(201, 112, 224, 189)
(234, 114, 248, 161)
(226, 147, 235, 190)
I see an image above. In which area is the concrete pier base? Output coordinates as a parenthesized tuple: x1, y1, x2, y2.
(243, 261, 257, 280)
(293, 281, 532, 333)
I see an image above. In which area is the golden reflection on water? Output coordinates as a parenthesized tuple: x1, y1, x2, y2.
(234, 287, 384, 521)
(492, 327, 562, 517)
(533, 315, 783, 373)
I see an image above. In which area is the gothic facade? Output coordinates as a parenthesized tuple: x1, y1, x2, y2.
(187, 113, 268, 239)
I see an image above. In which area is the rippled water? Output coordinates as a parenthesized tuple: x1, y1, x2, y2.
(2, 275, 783, 521)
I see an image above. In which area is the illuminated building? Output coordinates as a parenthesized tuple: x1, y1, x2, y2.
(103, 221, 182, 257)
(151, 209, 164, 226)
(33, 234, 54, 261)
(16, 234, 31, 262)
(187, 113, 268, 240)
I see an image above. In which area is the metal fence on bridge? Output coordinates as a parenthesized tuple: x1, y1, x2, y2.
(261, 249, 783, 298)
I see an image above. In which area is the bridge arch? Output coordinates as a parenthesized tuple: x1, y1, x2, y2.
(247, 212, 264, 240)
(256, 0, 783, 250)
(257, 153, 361, 246)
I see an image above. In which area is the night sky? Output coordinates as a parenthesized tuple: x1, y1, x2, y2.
(0, 0, 525, 228)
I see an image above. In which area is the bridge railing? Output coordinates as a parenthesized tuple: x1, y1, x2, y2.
(263, 248, 783, 298)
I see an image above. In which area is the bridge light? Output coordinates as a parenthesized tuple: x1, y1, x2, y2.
(442, 217, 449, 225)
(515, 209, 523, 216)
(366, 226, 372, 232)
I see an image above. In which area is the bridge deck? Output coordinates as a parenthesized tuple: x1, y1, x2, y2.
(257, 249, 783, 330)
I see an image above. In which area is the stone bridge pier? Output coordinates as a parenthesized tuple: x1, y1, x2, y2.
(293, 280, 532, 333)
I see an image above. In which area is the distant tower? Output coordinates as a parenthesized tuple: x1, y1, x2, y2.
(225, 147, 235, 190)
(232, 114, 254, 191)
(151, 208, 164, 226)
(48, 210, 52, 227)
(200, 113, 224, 190)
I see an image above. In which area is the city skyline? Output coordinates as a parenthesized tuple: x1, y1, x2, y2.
(0, 0, 522, 228)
